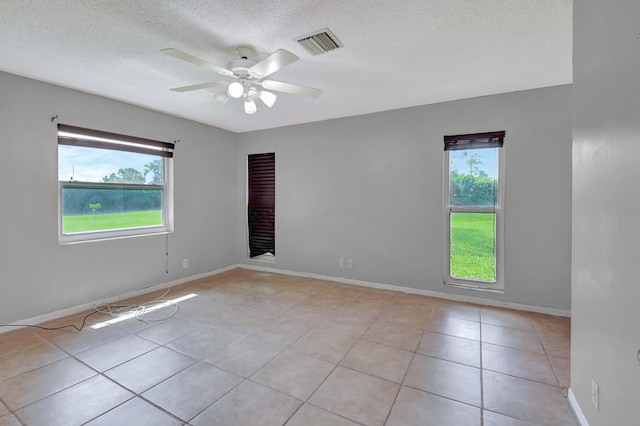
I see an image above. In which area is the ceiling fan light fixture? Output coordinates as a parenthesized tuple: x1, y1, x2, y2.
(247, 87, 259, 99)
(215, 92, 229, 105)
(259, 90, 277, 108)
(244, 99, 257, 114)
(228, 81, 244, 98)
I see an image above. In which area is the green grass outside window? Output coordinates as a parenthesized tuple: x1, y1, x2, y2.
(63, 210, 162, 234)
(450, 212, 497, 282)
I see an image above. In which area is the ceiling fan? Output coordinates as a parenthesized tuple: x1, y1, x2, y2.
(161, 46, 322, 114)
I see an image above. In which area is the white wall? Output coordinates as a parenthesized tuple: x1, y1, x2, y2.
(0, 71, 238, 324)
(237, 86, 572, 312)
(571, 0, 640, 423)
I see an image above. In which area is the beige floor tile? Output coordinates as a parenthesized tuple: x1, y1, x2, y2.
(529, 313, 571, 338)
(75, 334, 158, 372)
(483, 371, 577, 425)
(404, 354, 482, 407)
(550, 355, 571, 389)
(482, 343, 559, 386)
(286, 404, 360, 426)
(540, 332, 571, 360)
(36, 326, 128, 354)
(483, 410, 537, 425)
(244, 297, 298, 317)
(179, 302, 238, 324)
(0, 414, 22, 426)
(0, 340, 68, 381)
(0, 357, 96, 411)
(354, 288, 398, 305)
(251, 350, 335, 400)
(434, 301, 481, 322)
(290, 326, 358, 363)
(203, 335, 283, 377)
(379, 306, 430, 329)
(0, 269, 573, 426)
(249, 319, 313, 348)
(276, 305, 331, 327)
(84, 397, 182, 426)
(15, 375, 133, 426)
(212, 310, 273, 335)
(481, 307, 535, 330)
(320, 285, 362, 299)
(391, 294, 438, 311)
(309, 366, 399, 426)
(387, 386, 481, 426)
(340, 299, 388, 316)
(166, 325, 241, 359)
(319, 310, 379, 337)
(135, 318, 209, 345)
(142, 362, 242, 422)
(0, 330, 46, 358)
(417, 330, 481, 367)
(190, 380, 302, 426)
(341, 340, 413, 383)
(105, 346, 196, 393)
(364, 320, 422, 352)
(302, 294, 351, 310)
(427, 313, 481, 340)
(481, 324, 544, 353)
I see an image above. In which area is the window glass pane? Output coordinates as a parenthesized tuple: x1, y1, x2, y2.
(450, 212, 497, 282)
(61, 186, 163, 234)
(448, 148, 499, 207)
(59, 145, 163, 184)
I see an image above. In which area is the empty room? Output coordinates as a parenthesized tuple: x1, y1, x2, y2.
(0, 1, 637, 425)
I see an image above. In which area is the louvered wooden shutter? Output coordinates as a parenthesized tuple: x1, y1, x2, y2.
(248, 153, 275, 257)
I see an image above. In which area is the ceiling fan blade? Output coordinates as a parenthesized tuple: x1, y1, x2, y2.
(169, 81, 227, 92)
(250, 49, 298, 77)
(261, 80, 323, 98)
(161, 48, 234, 77)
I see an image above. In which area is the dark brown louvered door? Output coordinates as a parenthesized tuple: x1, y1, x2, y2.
(247, 153, 275, 258)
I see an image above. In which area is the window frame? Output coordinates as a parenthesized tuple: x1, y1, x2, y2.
(443, 132, 505, 293)
(57, 124, 174, 244)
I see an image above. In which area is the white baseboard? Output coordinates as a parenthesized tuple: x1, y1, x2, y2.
(0, 264, 238, 334)
(2, 262, 569, 335)
(240, 264, 571, 317)
(568, 388, 589, 426)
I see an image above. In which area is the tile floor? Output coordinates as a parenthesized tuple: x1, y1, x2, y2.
(0, 269, 576, 425)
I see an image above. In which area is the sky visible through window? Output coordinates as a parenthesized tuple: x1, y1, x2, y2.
(58, 145, 160, 183)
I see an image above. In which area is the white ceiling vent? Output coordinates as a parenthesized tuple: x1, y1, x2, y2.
(296, 28, 343, 55)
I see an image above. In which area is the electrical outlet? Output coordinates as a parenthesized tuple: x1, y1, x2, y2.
(339, 258, 345, 269)
(347, 258, 353, 269)
(591, 378, 599, 410)
(182, 259, 189, 269)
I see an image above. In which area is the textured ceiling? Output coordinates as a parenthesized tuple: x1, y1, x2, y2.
(0, 0, 572, 133)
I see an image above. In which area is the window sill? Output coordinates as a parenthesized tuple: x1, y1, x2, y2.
(59, 227, 170, 245)
(444, 281, 505, 294)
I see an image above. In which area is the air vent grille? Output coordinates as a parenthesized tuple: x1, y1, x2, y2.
(296, 28, 343, 55)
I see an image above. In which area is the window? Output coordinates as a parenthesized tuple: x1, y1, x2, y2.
(247, 153, 275, 259)
(58, 124, 174, 244)
(444, 131, 505, 291)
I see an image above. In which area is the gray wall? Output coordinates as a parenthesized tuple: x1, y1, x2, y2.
(0, 71, 238, 324)
(0, 69, 572, 326)
(237, 85, 572, 312)
(572, 0, 640, 423)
